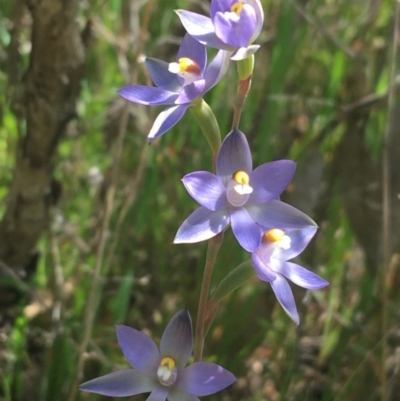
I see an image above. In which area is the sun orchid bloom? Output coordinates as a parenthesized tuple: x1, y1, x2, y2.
(174, 129, 317, 252)
(118, 34, 229, 142)
(252, 226, 329, 324)
(176, 0, 264, 60)
(79, 310, 236, 400)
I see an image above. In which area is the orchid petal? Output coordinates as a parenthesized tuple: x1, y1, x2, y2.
(182, 172, 227, 211)
(175, 10, 232, 51)
(247, 200, 317, 229)
(230, 44, 260, 60)
(160, 310, 192, 368)
(176, 362, 236, 396)
(177, 34, 207, 73)
(273, 261, 329, 290)
(175, 80, 206, 104)
(272, 226, 318, 261)
(249, 160, 296, 204)
(168, 387, 200, 401)
(247, 0, 264, 42)
(116, 325, 159, 375)
(118, 85, 178, 106)
(174, 207, 230, 244)
(79, 369, 155, 397)
(148, 104, 189, 142)
(270, 274, 299, 325)
(213, 4, 256, 48)
(145, 58, 182, 92)
(210, 0, 234, 18)
(146, 385, 169, 401)
(216, 129, 252, 186)
(230, 207, 262, 252)
(204, 50, 231, 92)
(251, 252, 277, 282)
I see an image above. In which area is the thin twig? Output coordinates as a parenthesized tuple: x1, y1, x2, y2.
(67, 1, 154, 400)
(381, 2, 400, 401)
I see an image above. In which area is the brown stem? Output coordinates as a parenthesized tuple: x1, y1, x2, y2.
(231, 76, 252, 129)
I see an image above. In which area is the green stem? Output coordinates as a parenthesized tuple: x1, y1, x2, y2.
(194, 232, 224, 362)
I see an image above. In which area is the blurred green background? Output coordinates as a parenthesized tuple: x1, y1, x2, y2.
(0, 0, 399, 400)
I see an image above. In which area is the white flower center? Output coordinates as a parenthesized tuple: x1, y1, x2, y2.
(157, 356, 178, 386)
(226, 170, 253, 207)
(262, 229, 291, 259)
(168, 57, 202, 86)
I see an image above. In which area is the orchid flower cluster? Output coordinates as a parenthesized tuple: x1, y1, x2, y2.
(80, 1, 328, 399)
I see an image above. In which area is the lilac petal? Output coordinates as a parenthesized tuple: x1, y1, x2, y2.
(79, 369, 155, 397)
(145, 58, 182, 92)
(247, 200, 317, 229)
(251, 252, 277, 282)
(274, 261, 329, 290)
(204, 50, 230, 92)
(177, 33, 207, 73)
(174, 206, 230, 244)
(230, 207, 262, 252)
(168, 387, 200, 401)
(118, 85, 178, 106)
(146, 385, 169, 401)
(248, 0, 264, 42)
(230, 45, 260, 61)
(116, 325, 159, 375)
(270, 274, 300, 325)
(210, 0, 235, 18)
(175, 80, 206, 104)
(248, 160, 296, 204)
(176, 362, 236, 396)
(216, 129, 252, 186)
(160, 310, 192, 369)
(182, 172, 227, 211)
(175, 10, 232, 51)
(213, 4, 256, 48)
(273, 226, 318, 261)
(148, 104, 189, 142)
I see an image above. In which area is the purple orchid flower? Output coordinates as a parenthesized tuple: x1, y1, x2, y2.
(174, 128, 317, 252)
(252, 226, 329, 324)
(176, 0, 264, 60)
(79, 310, 236, 400)
(118, 34, 229, 142)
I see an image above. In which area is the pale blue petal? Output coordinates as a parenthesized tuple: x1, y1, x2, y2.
(216, 129, 252, 186)
(274, 261, 329, 290)
(247, 200, 317, 229)
(175, 80, 206, 104)
(119, 85, 178, 105)
(176, 362, 236, 396)
(168, 387, 200, 401)
(79, 369, 155, 397)
(230, 207, 262, 252)
(177, 34, 207, 73)
(148, 105, 189, 142)
(204, 50, 230, 92)
(116, 325, 159, 375)
(248, 160, 296, 204)
(272, 226, 318, 261)
(145, 58, 182, 92)
(182, 172, 227, 211)
(175, 10, 232, 51)
(146, 385, 169, 401)
(251, 252, 277, 282)
(160, 310, 192, 369)
(174, 207, 230, 244)
(210, 0, 234, 18)
(270, 274, 299, 325)
(247, 0, 264, 42)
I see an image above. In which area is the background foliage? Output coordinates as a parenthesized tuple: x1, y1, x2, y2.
(0, 0, 399, 400)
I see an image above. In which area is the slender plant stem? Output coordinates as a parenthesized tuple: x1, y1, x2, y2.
(232, 76, 252, 129)
(194, 232, 224, 362)
(381, 2, 400, 400)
